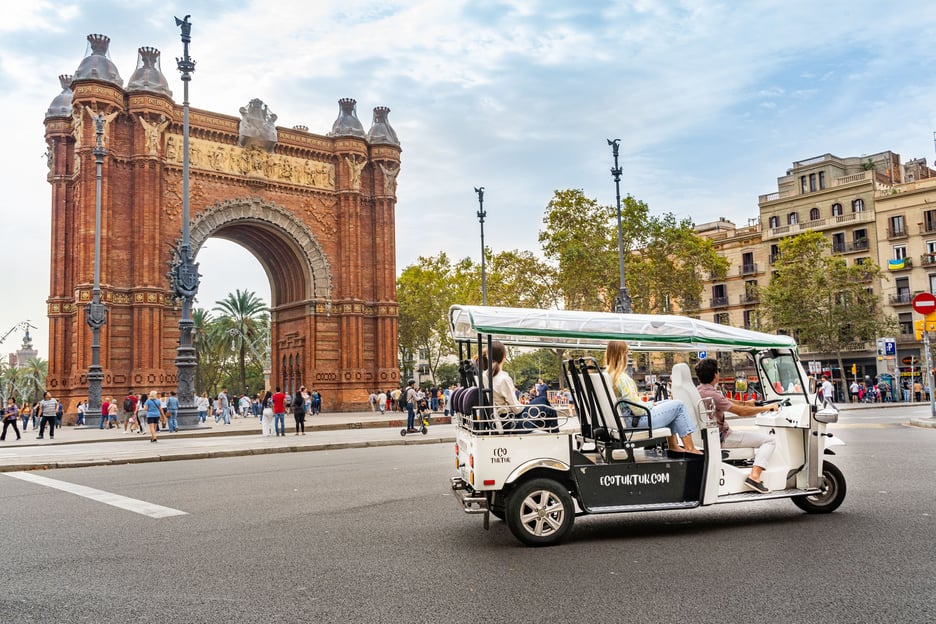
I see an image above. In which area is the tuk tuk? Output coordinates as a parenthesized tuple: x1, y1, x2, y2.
(448, 305, 846, 546)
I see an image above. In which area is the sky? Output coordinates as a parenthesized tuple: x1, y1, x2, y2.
(2, 0, 936, 361)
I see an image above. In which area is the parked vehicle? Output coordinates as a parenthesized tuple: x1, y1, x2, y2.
(448, 305, 846, 547)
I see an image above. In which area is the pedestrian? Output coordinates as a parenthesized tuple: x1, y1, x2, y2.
(402, 380, 418, 433)
(272, 386, 287, 436)
(121, 392, 137, 432)
(55, 399, 64, 429)
(144, 390, 164, 442)
(261, 390, 274, 436)
(1, 398, 21, 441)
(107, 398, 119, 429)
(376, 390, 386, 414)
(166, 391, 180, 432)
(20, 402, 32, 431)
(75, 400, 85, 426)
(292, 386, 307, 435)
(99, 396, 110, 430)
(914, 380, 922, 402)
(31, 400, 41, 430)
(368, 391, 377, 412)
(36, 391, 59, 439)
(217, 388, 231, 425)
(135, 394, 148, 434)
(821, 375, 835, 407)
(196, 392, 209, 424)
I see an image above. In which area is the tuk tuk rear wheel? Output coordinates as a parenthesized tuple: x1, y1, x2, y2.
(506, 478, 574, 546)
(792, 461, 846, 513)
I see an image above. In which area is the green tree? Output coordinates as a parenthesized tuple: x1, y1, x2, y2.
(504, 348, 563, 393)
(434, 362, 460, 388)
(758, 230, 896, 380)
(539, 189, 619, 311)
(397, 253, 458, 382)
(19, 358, 47, 405)
(539, 189, 725, 314)
(212, 289, 269, 395)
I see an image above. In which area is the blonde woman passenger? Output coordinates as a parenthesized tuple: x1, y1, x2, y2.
(605, 341, 702, 455)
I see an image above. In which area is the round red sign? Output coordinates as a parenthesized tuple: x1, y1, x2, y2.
(912, 292, 936, 315)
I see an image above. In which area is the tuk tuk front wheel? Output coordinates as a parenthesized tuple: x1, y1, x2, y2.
(506, 478, 574, 546)
(792, 461, 846, 513)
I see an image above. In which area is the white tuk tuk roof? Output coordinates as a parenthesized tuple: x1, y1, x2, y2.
(448, 305, 798, 352)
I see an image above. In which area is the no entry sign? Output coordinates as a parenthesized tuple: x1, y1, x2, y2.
(912, 292, 936, 315)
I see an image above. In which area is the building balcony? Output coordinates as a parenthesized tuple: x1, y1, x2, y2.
(764, 210, 875, 241)
(740, 292, 759, 304)
(919, 223, 936, 235)
(887, 228, 909, 240)
(710, 296, 729, 308)
(739, 263, 758, 276)
(897, 332, 918, 344)
(769, 253, 780, 265)
(921, 253, 936, 268)
(832, 239, 869, 254)
(890, 292, 917, 306)
(887, 257, 912, 271)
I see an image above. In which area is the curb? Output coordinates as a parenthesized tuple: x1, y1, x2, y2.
(909, 418, 936, 429)
(0, 435, 456, 473)
(15, 415, 453, 449)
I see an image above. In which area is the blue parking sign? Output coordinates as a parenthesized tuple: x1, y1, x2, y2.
(885, 340, 896, 356)
(698, 351, 707, 359)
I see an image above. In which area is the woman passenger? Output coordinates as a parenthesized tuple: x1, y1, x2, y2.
(605, 341, 702, 454)
(481, 341, 555, 431)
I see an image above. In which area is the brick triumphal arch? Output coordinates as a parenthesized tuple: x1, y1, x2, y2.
(43, 35, 400, 412)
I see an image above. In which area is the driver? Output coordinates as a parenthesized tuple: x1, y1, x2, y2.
(694, 358, 779, 493)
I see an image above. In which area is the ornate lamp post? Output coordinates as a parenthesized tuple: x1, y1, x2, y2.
(170, 15, 200, 427)
(84, 114, 108, 427)
(474, 186, 487, 305)
(607, 139, 633, 314)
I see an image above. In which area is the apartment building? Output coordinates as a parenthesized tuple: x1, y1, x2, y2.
(697, 151, 936, 381)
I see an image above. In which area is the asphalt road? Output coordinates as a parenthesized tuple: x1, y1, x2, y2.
(2, 412, 934, 624)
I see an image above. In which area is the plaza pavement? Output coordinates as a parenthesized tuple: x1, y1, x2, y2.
(0, 400, 933, 472)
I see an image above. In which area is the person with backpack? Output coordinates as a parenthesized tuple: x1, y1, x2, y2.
(122, 392, 138, 433)
(292, 386, 308, 435)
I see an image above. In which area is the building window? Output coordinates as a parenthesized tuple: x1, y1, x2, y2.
(930, 274, 936, 294)
(893, 245, 907, 260)
(854, 229, 868, 250)
(852, 198, 864, 212)
(818, 171, 825, 189)
(832, 203, 843, 216)
(809, 207, 820, 221)
(769, 244, 780, 264)
(832, 232, 845, 252)
(889, 215, 906, 237)
(800, 176, 808, 194)
(924, 209, 936, 233)
(768, 215, 779, 229)
(743, 309, 755, 329)
(714, 312, 730, 325)
(809, 173, 817, 192)
(711, 284, 727, 308)
(788, 212, 798, 225)
(899, 312, 913, 335)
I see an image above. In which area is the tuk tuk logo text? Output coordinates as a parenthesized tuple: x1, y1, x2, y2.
(600, 473, 670, 487)
(491, 448, 510, 464)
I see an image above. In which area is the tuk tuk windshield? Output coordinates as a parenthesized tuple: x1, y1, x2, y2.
(759, 351, 805, 395)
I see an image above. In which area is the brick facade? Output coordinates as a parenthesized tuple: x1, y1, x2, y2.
(44, 75, 400, 412)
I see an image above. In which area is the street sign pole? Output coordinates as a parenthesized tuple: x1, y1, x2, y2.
(926, 331, 936, 418)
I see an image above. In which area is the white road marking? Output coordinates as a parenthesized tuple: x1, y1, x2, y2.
(4, 472, 187, 518)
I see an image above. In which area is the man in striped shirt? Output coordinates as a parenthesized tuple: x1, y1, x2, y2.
(37, 392, 60, 440)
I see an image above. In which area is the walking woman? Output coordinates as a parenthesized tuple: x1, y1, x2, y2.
(19, 402, 31, 431)
(1, 397, 21, 441)
(144, 390, 165, 442)
(292, 386, 307, 435)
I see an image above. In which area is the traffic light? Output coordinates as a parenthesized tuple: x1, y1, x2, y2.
(851, 363, 857, 376)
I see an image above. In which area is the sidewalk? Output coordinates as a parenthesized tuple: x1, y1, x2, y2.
(0, 411, 455, 473)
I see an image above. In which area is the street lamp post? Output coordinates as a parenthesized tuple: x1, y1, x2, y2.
(607, 139, 633, 314)
(84, 114, 108, 428)
(474, 186, 487, 305)
(170, 15, 201, 427)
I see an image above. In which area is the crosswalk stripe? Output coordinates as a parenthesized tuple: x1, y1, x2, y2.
(4, 472, 187, 518)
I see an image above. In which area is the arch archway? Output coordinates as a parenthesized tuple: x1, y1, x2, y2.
(43, 53, 401, 412)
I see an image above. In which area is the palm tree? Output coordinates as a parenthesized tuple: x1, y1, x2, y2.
(213, 290, 269, 395)
(19, 358, 48, 405)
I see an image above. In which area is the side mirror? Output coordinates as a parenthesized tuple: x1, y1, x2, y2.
(815, 406, 838, 424)
(808, 378, 818, 395)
